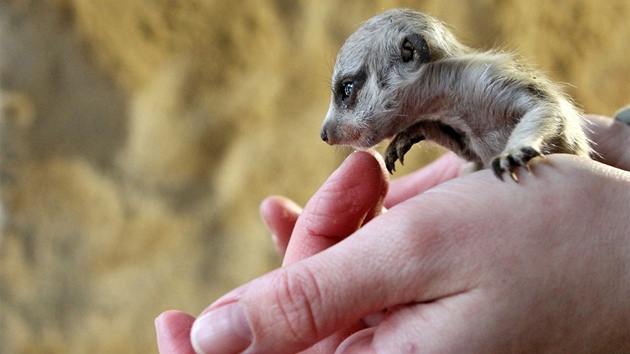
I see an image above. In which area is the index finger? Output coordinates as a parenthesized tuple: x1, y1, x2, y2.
(283, 150, 389, 265)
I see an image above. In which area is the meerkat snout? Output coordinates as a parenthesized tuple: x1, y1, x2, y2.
(320, 129, 329, 143)
(321, 8, 590, 181)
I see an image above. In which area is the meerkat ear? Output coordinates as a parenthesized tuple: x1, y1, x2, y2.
(401, 33, 431, 64)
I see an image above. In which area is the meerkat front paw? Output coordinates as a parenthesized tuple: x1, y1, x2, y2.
(491, 146, 543, 181)
(384, 131, 425, 174)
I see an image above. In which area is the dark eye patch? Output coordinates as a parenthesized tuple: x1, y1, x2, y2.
(334, 69, 367, 109)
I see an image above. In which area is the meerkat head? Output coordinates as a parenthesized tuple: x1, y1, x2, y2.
(320, 8, 467, 149)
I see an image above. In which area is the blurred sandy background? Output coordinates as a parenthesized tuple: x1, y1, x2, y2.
(0, 0, 628, 353)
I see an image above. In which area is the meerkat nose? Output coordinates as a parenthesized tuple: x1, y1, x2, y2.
(320, 128, 330, 143)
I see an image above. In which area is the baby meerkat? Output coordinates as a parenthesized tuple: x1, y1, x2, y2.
(320, 8, 591, 181)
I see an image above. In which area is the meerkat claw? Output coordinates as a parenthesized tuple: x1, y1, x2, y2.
(521, 146, 544, 161)
(385, 146, 398, 175)
(384, 131, 425, 174)
(491, 158, 504, 181)
(384, 144, 400, 174)
(491, 146, 543, 181)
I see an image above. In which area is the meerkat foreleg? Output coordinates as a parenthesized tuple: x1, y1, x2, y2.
(491, 104, 563, 181)
(384, 120, 471, 174)
(384, 126, 425, 173)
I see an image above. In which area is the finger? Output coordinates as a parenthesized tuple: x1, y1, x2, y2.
(300, 322, 366, 354)
(384, 152, 465, 208)
(258, 151, 389, 260)
(337, 294, 485, 354)
(335, 328, 377, 354)
(259, 196, 302, 257)
(287, 150, 388, 350)
(282, 150, 388, 265)
(261, 152, 387, 351)
(585, 115, 630, 171)
(155, 311, 197, 354)
(359, 150, 390, 224)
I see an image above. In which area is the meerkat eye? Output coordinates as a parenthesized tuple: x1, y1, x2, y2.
(336, 80, 357, 107)
(342, 81, 355, 102)
(335, 70, 366, 108)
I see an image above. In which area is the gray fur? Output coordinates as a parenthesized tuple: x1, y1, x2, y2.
(320, 9, 591, 180)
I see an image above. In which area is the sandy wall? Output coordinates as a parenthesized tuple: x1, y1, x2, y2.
(1, 0, 628, 352)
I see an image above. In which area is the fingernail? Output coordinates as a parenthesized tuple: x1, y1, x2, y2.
(191, 302, 252, 354)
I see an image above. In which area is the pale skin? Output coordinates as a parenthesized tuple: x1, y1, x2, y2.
(156, 115, 630, 354)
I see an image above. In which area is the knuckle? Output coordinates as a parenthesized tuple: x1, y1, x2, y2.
(271, 267, 324, 345)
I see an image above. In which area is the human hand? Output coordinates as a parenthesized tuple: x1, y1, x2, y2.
(157, 115, 630, 353)
(156, 149, 392, 354)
